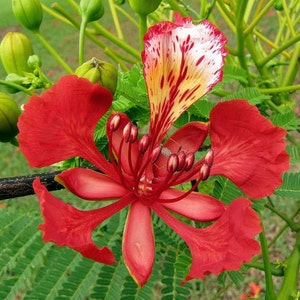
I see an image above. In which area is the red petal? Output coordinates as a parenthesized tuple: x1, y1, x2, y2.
(160, 188, 226, 221)
(152, 198, 261, 283)
(142, 18, 227, 144)
(34, 178, 133, 264)
(210, 100, 289, 199)
(154, 122, 208, 177)
(123, 201, 155, 287)
(56, 168, 127, 200)
(18, 75, 115, 176)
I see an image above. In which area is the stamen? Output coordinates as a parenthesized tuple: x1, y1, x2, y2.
(109, 114, 121, 131)
(199, 163, 210, 181)
(139, 134, 150, 154)
(151, 146, 162, 163)
(123, 122, 132, 143)
(167, 154, 179, 173)
(184, 152, 195, 171)
(176, 151, 186, 171)
(130, 125, 138, 143)
(204, 149, 214, 167)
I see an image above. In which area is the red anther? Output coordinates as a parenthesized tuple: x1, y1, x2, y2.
(139, 134, 150, 154)
(199, 163, 210, 181)
(123, 122, 132, 143)
(109, 114, 121, 131)
(151, 146, 162, 163)
(204, 149, 214, 167)
(177, 151, 186, 171)
(130, 125, 138, 143)
(184, 152, 195, 171)
(167, 154, 179, 173)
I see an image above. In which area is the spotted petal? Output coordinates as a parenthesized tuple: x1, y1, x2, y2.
(143, 14, 227, 144)
(153, 198, 261, 283)
(34, 178, 133, 263)
(18, 75, 115, 176)
(210, 100, 289, 199)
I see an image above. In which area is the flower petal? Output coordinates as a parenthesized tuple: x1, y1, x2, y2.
(154, 121, 208, 177)
(160, 188, 226, 222)
(34, 178, 133, 264)
(123, 201, 155, 287)
(152, 198, 261, 283)
(18, 75, 115, 176)
(56, 168, 127, 200)
(143, 15, 227, 144)
(209, 100, 289, 199)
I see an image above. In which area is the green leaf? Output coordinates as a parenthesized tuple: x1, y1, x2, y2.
(222, 65, 249, 85)
(222, 87, 271, 105)
(274, 172, 300, 198)
(286, 145, 300, 164)
(188, 99, 216, 119)
(269, 111, 300, 130)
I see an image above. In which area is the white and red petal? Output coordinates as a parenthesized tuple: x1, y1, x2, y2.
(34, 178, 133, 264)
(209, 100, 289, 199)
(56, 168, 127, 200)
(152, 198, 261, 283)
(18, 75, 116, 176)
(123, 201, 155, 287)
(160, 188, 226, 222)
(143, 16, 227, 144)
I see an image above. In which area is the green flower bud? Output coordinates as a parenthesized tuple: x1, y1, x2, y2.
(75, 58, 117, 94)
(0, 93, 21, 142)
(128, 0, 162, 15)
(12, 0, 43, 32)
(27, 54, 42, 70)
(4, 73, 30, 94)
(80, 0, 104, 23)
(274, 0, 283, 10)
(0, 32, 34, 75)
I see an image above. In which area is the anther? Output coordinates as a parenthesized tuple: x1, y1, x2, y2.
(184, 152, 195, 171)
(123, 122, 132, 143)
(139, 134, 150, 154)
(130, 125, 138, 143)
(151, 146, 162, 163)
(204, 149, 214, 167)
(199, 163, 210, 181)
(176, 151, 186, 171)
(167, 154, 179, 173)
(109, 114, 121, 131)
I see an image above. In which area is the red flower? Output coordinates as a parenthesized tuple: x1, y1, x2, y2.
(18, 15, 289, 286)
(241, 282, 262, 299)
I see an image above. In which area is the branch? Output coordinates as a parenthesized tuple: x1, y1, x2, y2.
(0, 171, 64, 200)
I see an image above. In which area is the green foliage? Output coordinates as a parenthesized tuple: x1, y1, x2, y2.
(274, 172, 300, 199)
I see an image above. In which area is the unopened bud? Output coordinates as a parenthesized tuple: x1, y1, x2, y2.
(0, 93, 21, 142)
(138, 134, 150, 154)
(0, 32, 34, 75)
(167, 154, 179, 173)
(75, 58, 117, 94)
(27, 54, 42, 70)
(80, 0, 104, 23)
(109, 114, 121, 131)
(12, 0, 43, 32)
(128, 0, 162, 15)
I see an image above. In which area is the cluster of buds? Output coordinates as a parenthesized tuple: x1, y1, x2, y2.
(75, 58, 118, 94)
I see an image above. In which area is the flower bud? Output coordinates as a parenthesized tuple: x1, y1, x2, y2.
(75, 58, 118, 94)
(0, 93, 21, 142)
(12, 0, 43, 32)
(80, 0, 104, 23)
(128, 0, 162, 15)
(4, 73, 30, 93)
(0, 32, 34, 75)
(27, 54, 42, 70)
